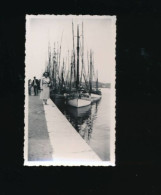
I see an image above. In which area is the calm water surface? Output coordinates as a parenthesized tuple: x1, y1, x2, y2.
(52, 88, 110, 161)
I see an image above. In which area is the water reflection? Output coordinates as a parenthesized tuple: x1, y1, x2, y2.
(78, 100, 101, 143)
(53, 97, 101, 142)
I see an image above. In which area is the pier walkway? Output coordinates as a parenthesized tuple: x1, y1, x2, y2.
(28, 95, 53, 161)
(27, 94, 101, 165)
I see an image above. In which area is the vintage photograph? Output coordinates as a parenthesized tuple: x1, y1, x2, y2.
(24, 15, 116, 166)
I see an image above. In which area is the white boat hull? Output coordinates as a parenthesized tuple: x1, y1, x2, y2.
(66, 104, 91, 118)
(67, 98, 91, 108)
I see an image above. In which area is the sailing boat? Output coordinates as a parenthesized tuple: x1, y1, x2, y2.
(66, 23, 91, 108)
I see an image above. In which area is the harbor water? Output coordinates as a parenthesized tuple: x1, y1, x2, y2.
(52, 88, 110, 161)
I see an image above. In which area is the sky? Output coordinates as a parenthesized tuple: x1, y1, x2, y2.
(25, 15, 116, 83)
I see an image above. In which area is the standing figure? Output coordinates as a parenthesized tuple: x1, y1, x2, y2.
(40, 72, 51, 105)
(28, 79, 32, 95)
(32, 76, 39, 96)
(38, 79, 41, 90)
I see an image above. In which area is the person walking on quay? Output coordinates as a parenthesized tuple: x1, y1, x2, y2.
(28, 79, 32, 95)
(32, 76, 39, 96)
(40, 72, 51, 105)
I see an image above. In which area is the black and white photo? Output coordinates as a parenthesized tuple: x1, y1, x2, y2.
(24, 15, 116, 166)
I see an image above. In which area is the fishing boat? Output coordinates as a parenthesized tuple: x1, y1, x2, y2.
(66, 23, 91, 108)
(45, 21, 101, 106)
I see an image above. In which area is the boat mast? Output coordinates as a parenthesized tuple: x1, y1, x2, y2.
(48, 42, 51, 75)
(76, 25, 80, 91)
(89, 50, 92, 94)
(80, 22, 84, 85)
(72, 22, 76, 84)
(59, 31, 63, 70)
(62, 58, 65, 91)
(52, 43, 56, 90)
(96, 70, 98, 91)
(87, 51, 90, 84)
(67, 50, 69, 88)
(69, 54, 73, 91)
(92, 51, 96, 89)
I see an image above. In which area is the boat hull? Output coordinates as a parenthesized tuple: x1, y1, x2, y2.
(66, 104, 91, 118)
(67, 98, 91, 108)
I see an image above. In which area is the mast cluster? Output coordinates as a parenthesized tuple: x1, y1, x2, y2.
(45, 22, 99, 95)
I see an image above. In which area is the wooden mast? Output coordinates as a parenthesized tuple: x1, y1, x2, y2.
(92, 51, 96, 90)
(62, 58, 64, 91)
(67, 50, 69, 89)
(48, 42, 51, 74)
(80, 22, 84, 85)
(87, 51, 90, 85)
(53, 42, 56, 90)
(72, 21, 76, 85)
(69, 54, 73, 91)
(96, 70, 98, 91)
(76, 25, 80, 91)
(89, 50, 92, 94)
